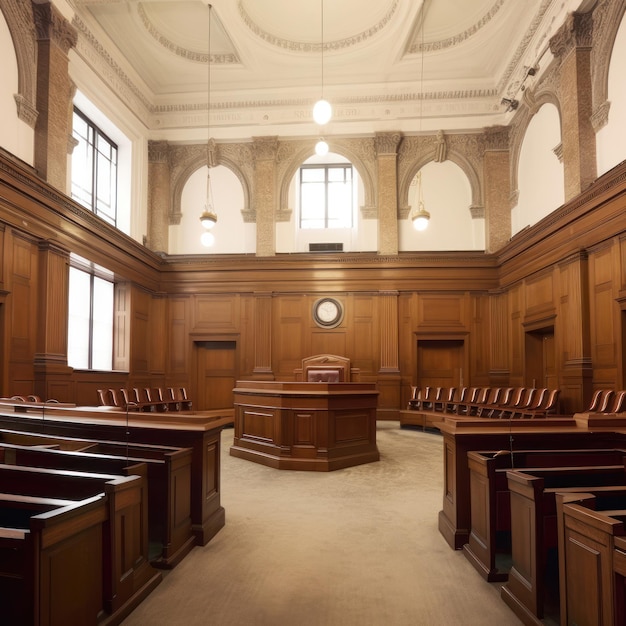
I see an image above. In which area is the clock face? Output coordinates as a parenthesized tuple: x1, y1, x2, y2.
(313, 298, 343, 328)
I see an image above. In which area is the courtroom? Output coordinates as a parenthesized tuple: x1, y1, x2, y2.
(1, 0, 626, 624)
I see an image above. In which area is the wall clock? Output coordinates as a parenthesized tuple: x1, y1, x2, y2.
(313, 297, 344, 328)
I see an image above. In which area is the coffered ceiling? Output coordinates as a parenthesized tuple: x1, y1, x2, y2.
(69, 0, 592, 140)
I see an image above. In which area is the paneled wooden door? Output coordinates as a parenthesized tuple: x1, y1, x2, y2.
(525, 328, 556, 388)
(194, 341, 237, 410)
(417, 339, 465, 389)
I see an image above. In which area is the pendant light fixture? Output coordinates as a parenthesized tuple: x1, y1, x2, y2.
(315, 137, 329, 156)
(312, 0, 331, 125)
(412, 171, 430, 231)
(411, 6, 430, 232)
(200, 3, 217, 247)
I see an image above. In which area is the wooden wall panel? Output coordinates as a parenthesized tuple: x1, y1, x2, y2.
(149, 295, 166, 374)
(509, 284, 524, 384)
(194, 295, 239, 332)
(470, 294, 490, 384)
(168, 298, 190, 375)
(418, 295, 466, 329)
(525, 270, 555, 317)
(351, 295, 377, 375)
(310, 330, 347, 357)
(274, 295, 305, 379)
(131, 287, 150, 374)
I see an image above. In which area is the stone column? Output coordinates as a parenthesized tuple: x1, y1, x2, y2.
(375, 132, 402, 255)
(549, 11, 596, 200)
(34, 241, 72, 400)
(252, 292, 274, 380)
(483, 127, 511, 253)
(253, 137, 278, 257)
(33, 2, 77, 192)
(147, 140, 171, 254)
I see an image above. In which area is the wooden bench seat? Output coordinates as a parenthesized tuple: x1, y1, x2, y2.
(0, 462, 159, 625)
(501, 464, 626, 624)
(555, 492, 626, 626)
(0, 407, 231, 547)
(465, 447, 626, 581)
(0, 430, 195, 568)
(0, 493, 108, 625)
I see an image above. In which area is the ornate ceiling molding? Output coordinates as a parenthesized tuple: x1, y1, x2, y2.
(407, 0, 506, 54)
(238, 0, 400, 52)
(137, 3, 239, 64)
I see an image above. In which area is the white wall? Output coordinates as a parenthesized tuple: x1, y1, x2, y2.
(596, 14, 626, 177)
(0, 12, 34, 165)
(172, 164, 253, 255)
(512, 103, 564, 235)
(399, 160, 481, 251)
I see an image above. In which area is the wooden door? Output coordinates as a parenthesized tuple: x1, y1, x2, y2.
(195, 341, 237, 410)
(417, 340, 464, 389)
(525, 328, 555, 388)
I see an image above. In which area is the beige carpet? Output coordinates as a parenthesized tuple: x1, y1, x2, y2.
(122, 422, 522, 625)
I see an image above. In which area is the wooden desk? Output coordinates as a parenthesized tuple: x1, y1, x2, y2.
(232, 381, 379, 471)
(0, 406, 233, 546)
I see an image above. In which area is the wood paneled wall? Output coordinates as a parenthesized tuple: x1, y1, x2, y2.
(1, 154, 626, 415)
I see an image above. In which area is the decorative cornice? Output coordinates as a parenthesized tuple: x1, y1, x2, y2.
(72, 15, 153, 116)
(497, 0, 552, 96)
(553, 142, 563, 163)
(137, 3, 239, 64)
(407, 0, 506, 54)
(238, 0, 399, 52)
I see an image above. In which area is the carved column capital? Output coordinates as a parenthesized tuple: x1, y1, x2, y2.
(375, 132, 402, 156)
(549, 11, 593, 59)
(252, 136, 279, 161)
(33, 2, 78, 53)
(148, 140, 171, 164)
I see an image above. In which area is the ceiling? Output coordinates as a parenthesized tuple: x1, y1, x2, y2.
(69, 0, 591, 141)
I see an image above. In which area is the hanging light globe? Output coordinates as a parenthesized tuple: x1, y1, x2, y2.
(412, 205, 430, 231)
(315, 138, 329, 156)
(200, 207, 217, 229)
(313, 98, 332, 125)
(200, 231, 215, 247)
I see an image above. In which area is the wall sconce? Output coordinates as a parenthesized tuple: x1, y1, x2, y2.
(501, 98, 519, 112)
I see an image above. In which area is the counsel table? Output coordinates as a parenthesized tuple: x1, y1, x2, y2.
(231, 381, 379, 471)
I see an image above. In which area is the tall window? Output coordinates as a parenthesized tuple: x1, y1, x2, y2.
(67, 255, 114, 371)
(71, 108, 118, 227)
(299, 164, 353, 229)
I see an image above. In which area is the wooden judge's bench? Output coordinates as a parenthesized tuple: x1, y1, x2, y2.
(231, 355, 379, 471)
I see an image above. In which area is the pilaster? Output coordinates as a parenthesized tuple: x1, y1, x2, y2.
(33, 2, 77, 192)
(375, 132, 402, 255)
(147, 140, 171, 253)
(550, 11, 596, 200)
(253, 137, 278, 257)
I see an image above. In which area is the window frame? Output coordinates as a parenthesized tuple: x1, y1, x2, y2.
(298, 163, 354, 229)
(67, 255, 115, 372)
(71, 107, 119, 227)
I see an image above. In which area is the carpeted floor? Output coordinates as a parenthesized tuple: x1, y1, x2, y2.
(121, 422, 522, 625)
